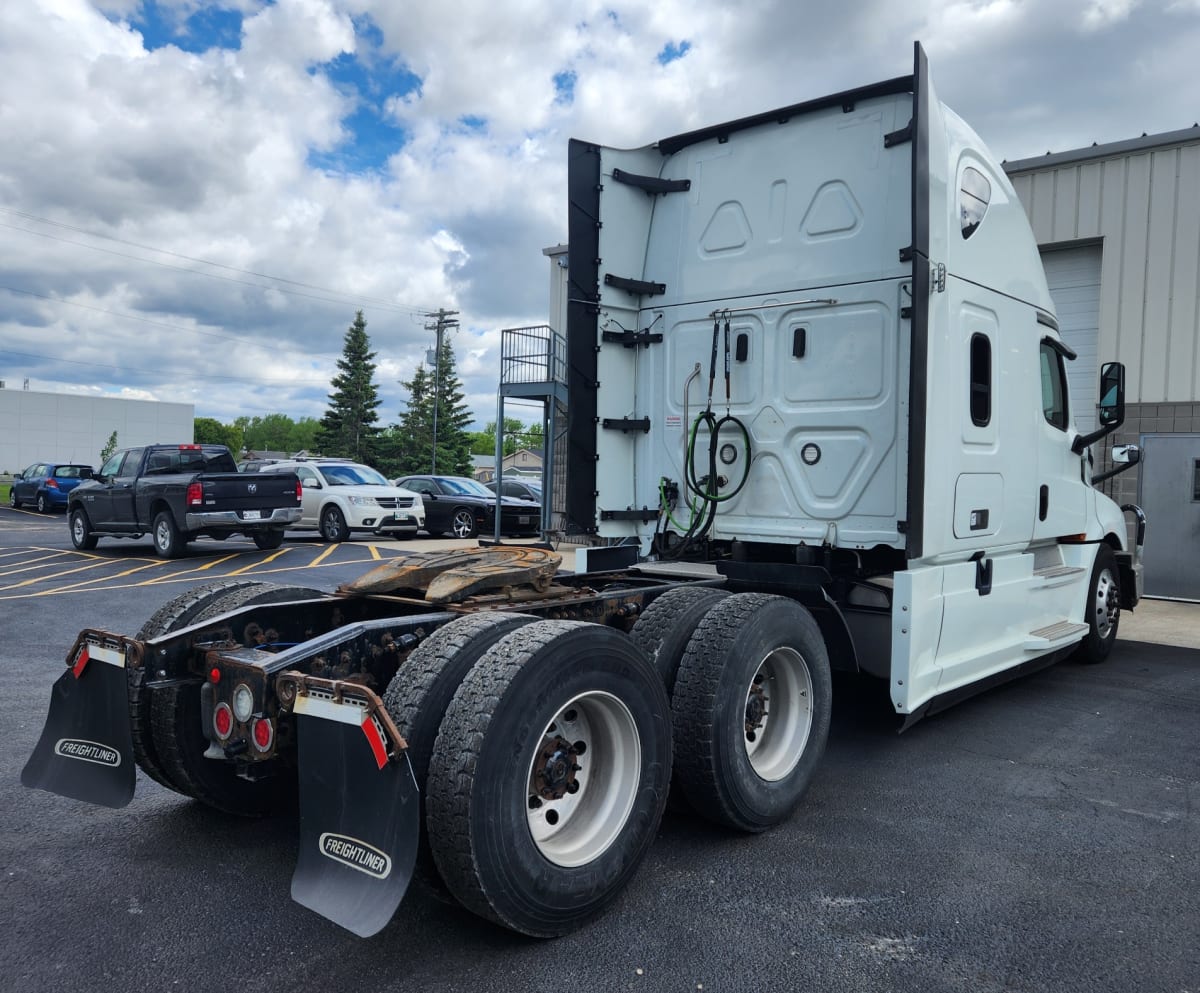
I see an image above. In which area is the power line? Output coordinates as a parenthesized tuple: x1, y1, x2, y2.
(0, 205, 435, 316)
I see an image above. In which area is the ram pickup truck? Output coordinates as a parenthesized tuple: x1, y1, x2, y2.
(67, 443, 303, 558)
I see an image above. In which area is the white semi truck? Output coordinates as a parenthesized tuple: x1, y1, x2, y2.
(23, 43, 1143, 940)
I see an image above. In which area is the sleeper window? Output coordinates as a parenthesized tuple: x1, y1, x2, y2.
(959, 166, 991, 239)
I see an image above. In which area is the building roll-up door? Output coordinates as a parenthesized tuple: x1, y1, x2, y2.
(1041, 244, 1102, 433)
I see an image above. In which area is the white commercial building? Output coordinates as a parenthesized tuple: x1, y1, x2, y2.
(0, 387, 194, 475)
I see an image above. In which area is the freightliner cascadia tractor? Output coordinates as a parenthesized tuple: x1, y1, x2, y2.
(23, 43, 1143, 939)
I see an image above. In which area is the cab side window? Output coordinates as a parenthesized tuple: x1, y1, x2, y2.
(99, 452, 124, 478)
(1039, 341, 1068, 431)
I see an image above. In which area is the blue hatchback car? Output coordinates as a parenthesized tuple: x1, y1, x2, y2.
(10, 462, 95, 513)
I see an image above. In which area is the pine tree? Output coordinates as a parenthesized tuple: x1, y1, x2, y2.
(396, 338, 474, 476)
(316, 311, 383, 463)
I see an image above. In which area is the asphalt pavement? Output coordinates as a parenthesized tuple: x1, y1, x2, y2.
(1, 506, 1197, 993)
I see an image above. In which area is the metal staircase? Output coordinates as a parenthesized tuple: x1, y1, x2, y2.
(495, 325, 568, 537)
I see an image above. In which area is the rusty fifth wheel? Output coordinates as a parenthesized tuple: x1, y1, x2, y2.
(425, 620, 671, 937)
(671, 593, 832, 833)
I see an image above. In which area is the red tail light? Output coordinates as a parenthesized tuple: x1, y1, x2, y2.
(294, 480, 303, 502)
(251, 717, 274, 752)
(46, 479, 59, 489)
(213, 703, 233, 740)
(186, 482, 203, 506)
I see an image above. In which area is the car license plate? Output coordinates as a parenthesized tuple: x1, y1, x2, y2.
(518, 516, 530, 525)
(243, 510, 262, 521)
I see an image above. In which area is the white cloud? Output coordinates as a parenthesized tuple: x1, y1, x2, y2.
(1, 0, 1199, 434)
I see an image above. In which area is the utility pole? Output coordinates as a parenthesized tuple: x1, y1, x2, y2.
(424, 308, 459, 474)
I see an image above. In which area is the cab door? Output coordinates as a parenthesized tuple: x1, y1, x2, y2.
(1033, 340, 1088, 539)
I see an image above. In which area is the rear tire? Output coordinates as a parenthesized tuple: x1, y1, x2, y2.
(36, 493, 50, 514)
(252, 530, 285, 550)
(382, 612, 538, 898)
(145, 581, 323, 814)
(671, 593, 832, 833)
(133, 580, 280, 792)
(152, 510, 186, 559)
(629, 586, 731, 695)
(1074, 545, 1120, 664)
(426, 621, 671, 936)
(69, 507, 98, 550)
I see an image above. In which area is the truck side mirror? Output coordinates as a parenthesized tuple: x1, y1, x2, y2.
(1097, 362, 1125, 427)
(1111, 444, 1140, 465)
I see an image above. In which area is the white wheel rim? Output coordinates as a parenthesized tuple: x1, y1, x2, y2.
(525, 691, 641, 868)
(453, 511, 473, 537)
(156, 520, 170, 550)
(742, 646, 814, 782)
(72, 515, 85, 541)
(1094, 567, 1119, 639)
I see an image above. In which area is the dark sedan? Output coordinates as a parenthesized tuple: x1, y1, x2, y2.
(10, 462, 94, 513)
(392, 474, 541, 539)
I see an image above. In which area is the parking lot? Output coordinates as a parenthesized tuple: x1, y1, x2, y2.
(1, 503, 1197, 993)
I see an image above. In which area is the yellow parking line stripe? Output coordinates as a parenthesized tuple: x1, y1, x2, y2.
(226, 547, 292, 575)
(308, 544, 338, 567)
(0, 556, 130, 591)
(368, 544, 382, 561)
(0, 550, 75, 576)
(24, 559, 168, 596)
(139, 553, 244, 585)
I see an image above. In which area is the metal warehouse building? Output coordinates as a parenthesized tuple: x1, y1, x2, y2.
(0, 388, 194, 478)
(1005, 125, 1200, 598)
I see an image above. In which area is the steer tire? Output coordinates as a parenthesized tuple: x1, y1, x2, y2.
(9, 488, 19, 509)
(426, 620, 671, 937)
(147, 581, 323, 814)
(629, 586, 731, 695)
(1073, 544, 1121, 664)
(152, 510, 187, 559)
(671, 593, 832, 834)
(69, 507, 98, 550)
(450, 508, 479, 539)
(320, 505, 350, 543)
(382, 612, 538, 900)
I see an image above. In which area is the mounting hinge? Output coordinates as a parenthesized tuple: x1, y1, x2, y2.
(604, 273, 666, 296)
(900, 306, 913, 320)
(899, 245, 913, 263)
(932, 262, 946, 293)
(600, 507, 661, 523)
(601, 417, 652, 434)
(602, 330, 664, 349)
(612, 168, 691, 195)
(896, 520, 909, 534)
(884, 120, 913, 147)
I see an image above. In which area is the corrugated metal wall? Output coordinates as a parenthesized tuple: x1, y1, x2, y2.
(1007, 140, 1200, 404)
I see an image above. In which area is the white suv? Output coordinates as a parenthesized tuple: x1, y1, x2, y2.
(263, 459, 424, 542)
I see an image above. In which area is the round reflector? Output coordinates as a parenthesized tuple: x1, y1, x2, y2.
(209, 667, 221, 684)
(213, 703, 233, 740)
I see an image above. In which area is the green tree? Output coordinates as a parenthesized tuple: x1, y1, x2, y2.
(396, 338, 473, 476)
(316, 311, 383, 463)
(99, 430, 119, 465)
(194, 416, 239, 451)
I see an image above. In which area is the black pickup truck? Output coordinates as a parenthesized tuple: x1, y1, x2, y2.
(67, 444, 303, 558)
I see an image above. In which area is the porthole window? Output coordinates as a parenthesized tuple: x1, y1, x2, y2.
(959, 166, 991, 239)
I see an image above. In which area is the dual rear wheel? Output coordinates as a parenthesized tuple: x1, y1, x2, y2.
(384, 591, 832, 935)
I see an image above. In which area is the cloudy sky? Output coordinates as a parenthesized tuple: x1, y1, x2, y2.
(1, 0, 1198, 430)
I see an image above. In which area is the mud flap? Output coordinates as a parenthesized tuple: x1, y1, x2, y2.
(21, 641, 136, 808)
(289, 687, 419, 938)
